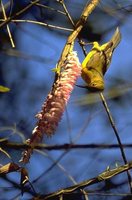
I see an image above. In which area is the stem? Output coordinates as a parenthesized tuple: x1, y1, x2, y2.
(100, 92, 132, 192)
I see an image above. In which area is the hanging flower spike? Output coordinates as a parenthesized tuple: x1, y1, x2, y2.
(20, 51, 81, 163)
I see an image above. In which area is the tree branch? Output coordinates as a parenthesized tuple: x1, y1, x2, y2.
(34, 162, 132, 199)
(2, 140, 132, 150)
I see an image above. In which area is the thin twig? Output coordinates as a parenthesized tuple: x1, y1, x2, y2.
(99, 92, 132, 192)
(0, 0, 40, 28)
(34, 2, 66, 15)
(0, 19, 73, 32)
(1, 1, 15, 47)
(36, 149, 79, 185)
(60, 0, 75, 26)
(2, 140, 132, 150)
(12, 19, 73, 32)
(37, 149, 89, 200)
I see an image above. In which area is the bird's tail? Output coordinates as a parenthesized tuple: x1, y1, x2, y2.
(110, 27, 121, 50)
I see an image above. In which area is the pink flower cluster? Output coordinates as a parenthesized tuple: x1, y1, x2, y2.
(20, 51, 81, 163)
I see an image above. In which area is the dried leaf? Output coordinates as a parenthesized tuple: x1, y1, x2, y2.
(0, 163, 20, 174)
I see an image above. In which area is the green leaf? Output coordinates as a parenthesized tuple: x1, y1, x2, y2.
(51, 66, 61, 74)
(0, 85, 10, 92)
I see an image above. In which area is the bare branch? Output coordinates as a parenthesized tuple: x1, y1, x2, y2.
(34, 162, 132, 199)
(0, 0, 15, 47)
(0, 0, 40, 28)
(2, 141, 132, 150)
(0, 19, 73, 32)
(34, 2, 66, 15)
(100, 92, 132, 192)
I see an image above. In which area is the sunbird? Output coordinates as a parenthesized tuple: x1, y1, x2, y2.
(81, 27, 121, 91)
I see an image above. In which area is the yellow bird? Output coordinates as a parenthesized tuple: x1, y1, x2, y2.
(81, 28, 121, 91)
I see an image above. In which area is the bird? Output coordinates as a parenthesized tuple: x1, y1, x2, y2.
(81, 27, 121, 91)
